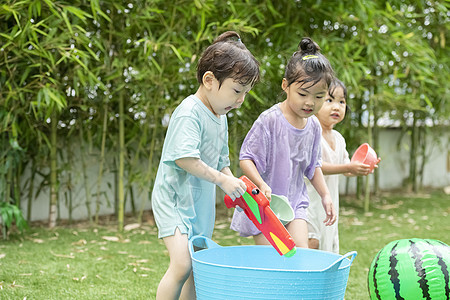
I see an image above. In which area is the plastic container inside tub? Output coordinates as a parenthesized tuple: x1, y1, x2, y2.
(270, 194, 294, 225)
(189, 236, 357, 300)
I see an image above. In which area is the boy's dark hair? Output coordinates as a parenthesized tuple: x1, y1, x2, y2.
(197, 31, 260, 87)
(284, 37, 334, 89)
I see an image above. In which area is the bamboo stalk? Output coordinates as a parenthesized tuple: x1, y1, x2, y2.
(79, 124, 92, 223)
(129, 185, 135, 215)
(27, 159, 35, 222)
(14, 161, 21, 208)
(49, 114, 58, 228)
(356, 96, 363, 201)
(373, 98, 380, 196)
(126, 122, 148, 218)
(67, 172, 73, 225)
(138, 108, 158, 224)
(5, 166, 11, 204)
(418, 127, 427, 191)
(66, 139, 74, 223)
(364, 88, 374, 213)
(409, 112, 418, 193)
(95, 103, 108, 224)
(118, 92, 125, 231)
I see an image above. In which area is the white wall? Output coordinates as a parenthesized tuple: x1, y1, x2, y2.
(20, 127, 449, 222)
(340, 127, 449, 193)
(20, 146, 153, 222)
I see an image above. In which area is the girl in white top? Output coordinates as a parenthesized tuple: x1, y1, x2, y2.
(306, 78, 380, 253)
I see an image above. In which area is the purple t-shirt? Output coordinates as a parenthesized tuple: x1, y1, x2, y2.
(230, 103, 322, 236)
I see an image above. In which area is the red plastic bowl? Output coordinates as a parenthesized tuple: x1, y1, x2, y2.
(351, 143, 378, 171)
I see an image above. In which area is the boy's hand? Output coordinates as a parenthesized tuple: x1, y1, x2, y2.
(322, 196, 336, 226)
(217, 175, 246, 200)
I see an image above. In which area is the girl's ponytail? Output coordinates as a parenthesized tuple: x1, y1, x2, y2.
(213, 31, 242, 44)
(284, 37, 334, 88)
(299, 37, 320, 55)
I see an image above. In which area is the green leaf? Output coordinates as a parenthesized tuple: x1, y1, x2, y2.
(0, 33, 14, 41)
(149, 57, 162, 74)
(64, 6, 92, 22)
(47, 89, 66, 108)
(19, 67, 32, 86)
(248, 90, 264, 104)
(61, 10, 73, 34)
(168, 44, 183, 62)
(423, 95, 433, 108)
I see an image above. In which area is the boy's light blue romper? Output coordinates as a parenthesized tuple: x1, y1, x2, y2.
(152, 95, 230, 239)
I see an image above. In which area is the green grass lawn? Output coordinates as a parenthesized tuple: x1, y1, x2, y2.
(0, 190, 448, 299)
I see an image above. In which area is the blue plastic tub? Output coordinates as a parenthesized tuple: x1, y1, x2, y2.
(189, 236, 357, 300)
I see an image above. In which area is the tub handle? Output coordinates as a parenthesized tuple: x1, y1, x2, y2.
(188, 236, 221, 256)
(323, 251, 357, 272)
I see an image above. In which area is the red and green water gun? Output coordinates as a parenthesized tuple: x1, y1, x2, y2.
(224, 176, 297, 257)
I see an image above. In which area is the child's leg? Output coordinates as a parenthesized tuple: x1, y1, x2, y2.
(180, 271, 195, 300)
(156, 228, 195, 300)
(307, 221, 320, 249)
(286, 219, 309, 248)
(254, 219, 309, 248)
(308, 238, 320, 249)
(253, 232, 271, 245)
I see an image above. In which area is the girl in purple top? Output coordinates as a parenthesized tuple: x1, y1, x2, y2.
(230, 37, 336, 248)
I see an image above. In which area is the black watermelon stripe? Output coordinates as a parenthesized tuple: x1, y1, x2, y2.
(371, 250, 383, 300)
(388, 242, 405, 300)
(426, 240, 450, 299)
(409, 239, 431, 299)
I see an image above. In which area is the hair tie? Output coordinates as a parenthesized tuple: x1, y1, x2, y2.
(302, 55, 318, 60)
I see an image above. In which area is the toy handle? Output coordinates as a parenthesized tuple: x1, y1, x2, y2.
(323, 251, 357, 272)
(224, 195, 235, 209)
(188, 235, 220, 257)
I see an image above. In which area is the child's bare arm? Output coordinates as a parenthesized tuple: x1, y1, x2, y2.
(220, 166, 233, 176)
(239, 159, 272, 200)
(322, 161, 371, 176)
(322, 160, 383, 177)
(175, 157, 246, 200)
(310, 167, 336, 226)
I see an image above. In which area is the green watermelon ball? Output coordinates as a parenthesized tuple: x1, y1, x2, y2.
(368, 238, 450, 299)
